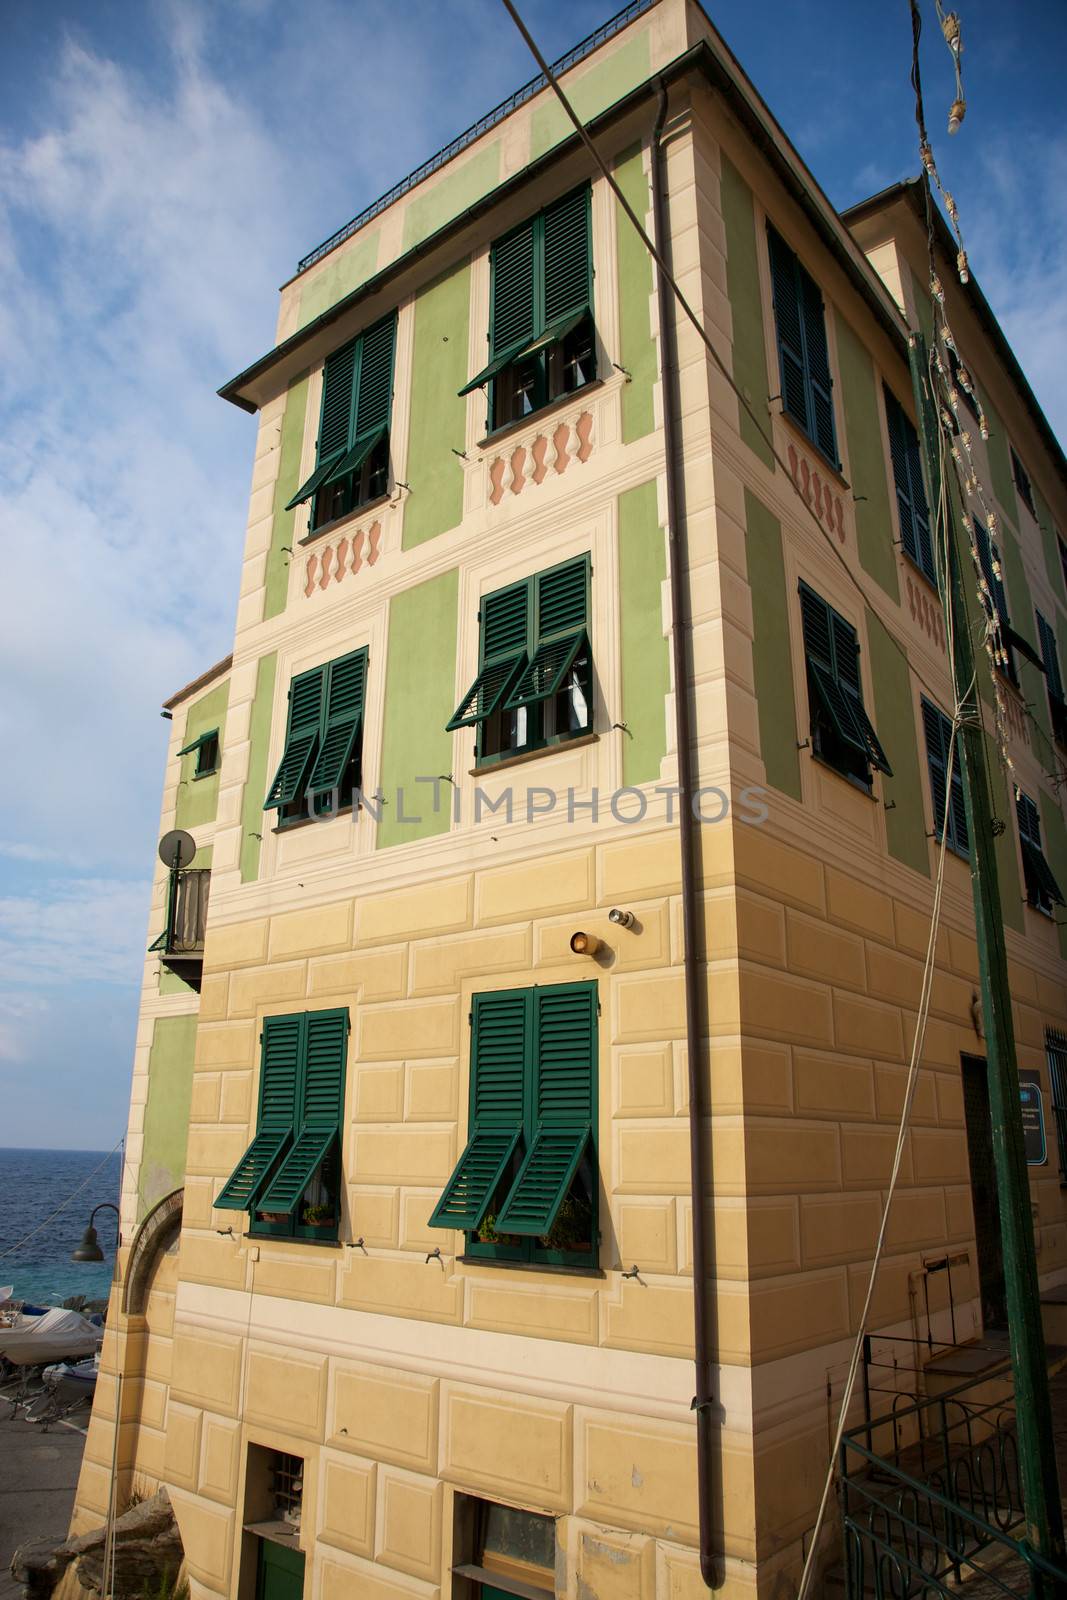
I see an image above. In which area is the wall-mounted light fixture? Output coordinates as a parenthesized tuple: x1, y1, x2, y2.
(569, 930, 603, 957)
(608, 908, 635, 929)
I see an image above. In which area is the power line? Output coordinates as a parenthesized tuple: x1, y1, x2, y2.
(0, 1137, 124, 1263)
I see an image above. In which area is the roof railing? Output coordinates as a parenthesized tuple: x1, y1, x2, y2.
(295, 0, 657, 275)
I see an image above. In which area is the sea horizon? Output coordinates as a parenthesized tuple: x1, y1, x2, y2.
(0, 1146, 122, 1308)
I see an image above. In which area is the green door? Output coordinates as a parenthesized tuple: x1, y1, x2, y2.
(256, 1539, 304, 1600)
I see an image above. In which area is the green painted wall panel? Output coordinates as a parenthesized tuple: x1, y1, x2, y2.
(720, 155, 774, 471)
(240, 652, 278, 883)
(837, 312, 900, 602)
(530, 33, 650, 159)
(984, 731, 1024, 934)
(174, 681, 229, 833)
(295, 233, 380, 331)
(865, 609, 929, 877)
(1000, 527, 1034, 649)
(1039, 791, 1067, 961)
(614, 146, 656, 444)
(980, 394, 1019, 526)
(1034, 481, 1066, 606)
(140, 1014, 197, 1218)
(377, 569, 459, 849)
(264, 378, 309, 622)
(402, 143, 501, 252)
(618, 480, 669, 784)
(744, 489, 801, 800)
(403, 264, 470, 549)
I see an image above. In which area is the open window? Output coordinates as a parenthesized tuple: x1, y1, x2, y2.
(178, 727, 220, 779)
(798, 582, 891, 790)
(447, 556, 591, 767)
(428, 983, 598, 1270)
(215, 1009, 349, 1241)
(461, 186, 595, 432)
(452, 1494, 556, 1600)
(287, 314, 395, 533)
(264, 649, 367, 827)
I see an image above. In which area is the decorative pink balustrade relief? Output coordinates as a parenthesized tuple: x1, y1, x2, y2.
(487, 410, 594, 506)
(786, 442, 846, 544)
(303, 521, 381, 599)
(904, 571, 946, 653)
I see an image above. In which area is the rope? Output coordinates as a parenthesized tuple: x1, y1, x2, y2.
(0, 1137, 124, 1262)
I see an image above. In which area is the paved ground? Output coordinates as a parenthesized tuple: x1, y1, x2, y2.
(0, 1401, 87, 1600)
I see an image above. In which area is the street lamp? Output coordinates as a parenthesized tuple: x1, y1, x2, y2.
(71, 1202, 120, 1263)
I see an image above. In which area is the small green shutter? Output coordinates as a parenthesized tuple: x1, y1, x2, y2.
(495, 984, 595, 1236)
(1017, 790, 1065, 907)
(767, 226, 837, 464)
(1038, 612, 1064, 698)
(884, 386, 934, 582)
(215, 1015, 301, 1210)
(800, 585, 891, 775)
(543, 187, 591, 324)
(446, 581, 530, 731)
(428, 990, 527, 1231)
(307, 650, 367, 795)
(491, 223, 536, 356)
(319, 340, 358, 460)
(504, 631, 587, 710)
(536, 557, 588, 639)
(264, 667, 325, 810)
(254, 1009, 348, 1216)
(447, 656, 526, 730)
(353, 315, 396, 438)
(799, 270, 837, 464)
(921, 698, 969, 856)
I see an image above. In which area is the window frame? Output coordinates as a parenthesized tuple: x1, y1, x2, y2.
(766, 224, 839, 469)
(264, 648, 368, 829)
(463, 185, 597, 435)
(177, 727, 221, 780)
(429, 981, 600, 1272)
(448, 554, 593, 769)
(797, 581, 891, 792)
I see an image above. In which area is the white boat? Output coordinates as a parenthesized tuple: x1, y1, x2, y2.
(0, 1306, 104, 1366)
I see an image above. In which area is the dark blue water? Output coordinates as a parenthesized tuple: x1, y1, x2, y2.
(0, 1148, 121, 1307)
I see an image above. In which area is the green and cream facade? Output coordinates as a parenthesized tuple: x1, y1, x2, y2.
(73, 2, 1067, 1596)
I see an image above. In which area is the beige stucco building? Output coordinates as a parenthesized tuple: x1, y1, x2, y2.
(70, 2, 1067, 1596)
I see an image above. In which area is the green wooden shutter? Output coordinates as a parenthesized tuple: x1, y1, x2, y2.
(1046, 1032, 1067, 1178)
(353, 315, 396, 438)
(503, 558, 589, 711)
(885, 387, 934, 582)
(491, 222, 536, 356)
(257, 1009, 348, 1216)
(536, 558, 588, 639)
(767, 227, 808, 433)
(1017, 790, 1065, 907)
(1037, 612, 1067, 744)
(264, 667, 325, 810)
(215, 1014, 301, 1210)
(495, 984, 595, 1237)
(319, 340, 358, 459)
(446, 581, 530, 730)
(832, 612, 892, 776)
(798, 266, 837, 464)
(922, 698, 968, 855)
(800, 586, 890, 774)
(543, 187, 591, 324)
(307, 649, 367, 795)
(428, 990, 528, 1231)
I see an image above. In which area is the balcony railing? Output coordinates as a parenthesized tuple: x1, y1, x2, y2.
(839, 1364, 1067, 1597)
(151, 867, 210, 989)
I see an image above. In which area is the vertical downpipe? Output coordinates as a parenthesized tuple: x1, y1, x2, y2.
(650, 82, 720, 1586)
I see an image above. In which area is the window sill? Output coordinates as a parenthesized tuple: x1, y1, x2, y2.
(475, 378, 604, 452)
(469, 730, 598, 777)
(192, 768, 219, 782)
(271, 806, 357, 835)
(298, 492, 390, 547)
(459, 1254, 604, 1278)
(809, 750, 875, 798)
(247, 1229, 342, 1248)
(775, 405, 848, 487)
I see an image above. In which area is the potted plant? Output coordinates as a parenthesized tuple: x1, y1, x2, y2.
(257, 1211, 288, 1225)
(301, 1202, 334, 1229)
(540, 1191, 592, 1252)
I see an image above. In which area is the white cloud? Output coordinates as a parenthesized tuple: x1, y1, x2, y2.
(0, 877, 151, 986)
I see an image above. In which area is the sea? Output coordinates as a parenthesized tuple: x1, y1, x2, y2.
(0, 1148, 122, 1308)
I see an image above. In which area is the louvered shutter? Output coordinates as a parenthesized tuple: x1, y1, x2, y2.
(536, 559, 588, 639)
(257, 1010, 348, 1215)
(495, 984, 595, 1237)
(215, 1015, 301, 1210)
(831, 612, 892, 775)
(767, 227, 809, 433)
(491, 222, 536, 356)
(800, 586, 890, 773)
(1047, 1033, 1067, 1178)
(799, 267, 837, 464)
(543, 187, 591, 324)
(1017, 791, 1065, 908)
(447, 582, 530, 731)
(922, 699, 968, 855)
(354, 315, 395, 439)
(1038, 612, 1066, 699)
(307, 649, 366, 795)
(505, 558, 590, 711)
(885, 387, 934, 581)
(428, 990, 528, 1231)
(906, 419, 934, 580)
(264, 667, 325, 810)
(319, 341, 358, 460)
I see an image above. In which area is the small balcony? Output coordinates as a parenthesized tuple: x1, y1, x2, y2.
(150, 867, 210, 990)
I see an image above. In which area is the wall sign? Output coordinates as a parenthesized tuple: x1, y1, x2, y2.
(1020, 1070, 1047, 1166)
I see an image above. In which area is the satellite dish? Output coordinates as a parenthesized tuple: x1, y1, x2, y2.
(158, 830, 197, 870)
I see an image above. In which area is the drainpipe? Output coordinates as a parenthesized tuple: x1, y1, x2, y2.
(650, 81, 719, 1587)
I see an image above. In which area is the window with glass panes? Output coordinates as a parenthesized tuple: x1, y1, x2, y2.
(286, 313, 396, 531)
(447, 555, 591, 766)
(460, 186, 595, 431)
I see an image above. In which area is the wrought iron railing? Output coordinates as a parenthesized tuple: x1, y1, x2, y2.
(295, 0, 656, 273)
(840, 1370, 1067, 1597)
(165, 867, 210, 954)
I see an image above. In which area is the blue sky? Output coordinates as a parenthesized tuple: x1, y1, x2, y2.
(0, 0, 1064, 1148)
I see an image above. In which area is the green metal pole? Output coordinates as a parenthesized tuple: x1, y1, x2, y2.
(910, 331, 1066, 1584)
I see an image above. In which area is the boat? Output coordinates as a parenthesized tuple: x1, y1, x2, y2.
(42, 1355, 99, 1402)
(0, 1306, 104, 1366)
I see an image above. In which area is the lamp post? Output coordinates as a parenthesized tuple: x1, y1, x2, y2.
(71, 1199, 122, 1600)
(70, 1203, 120, 1264)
